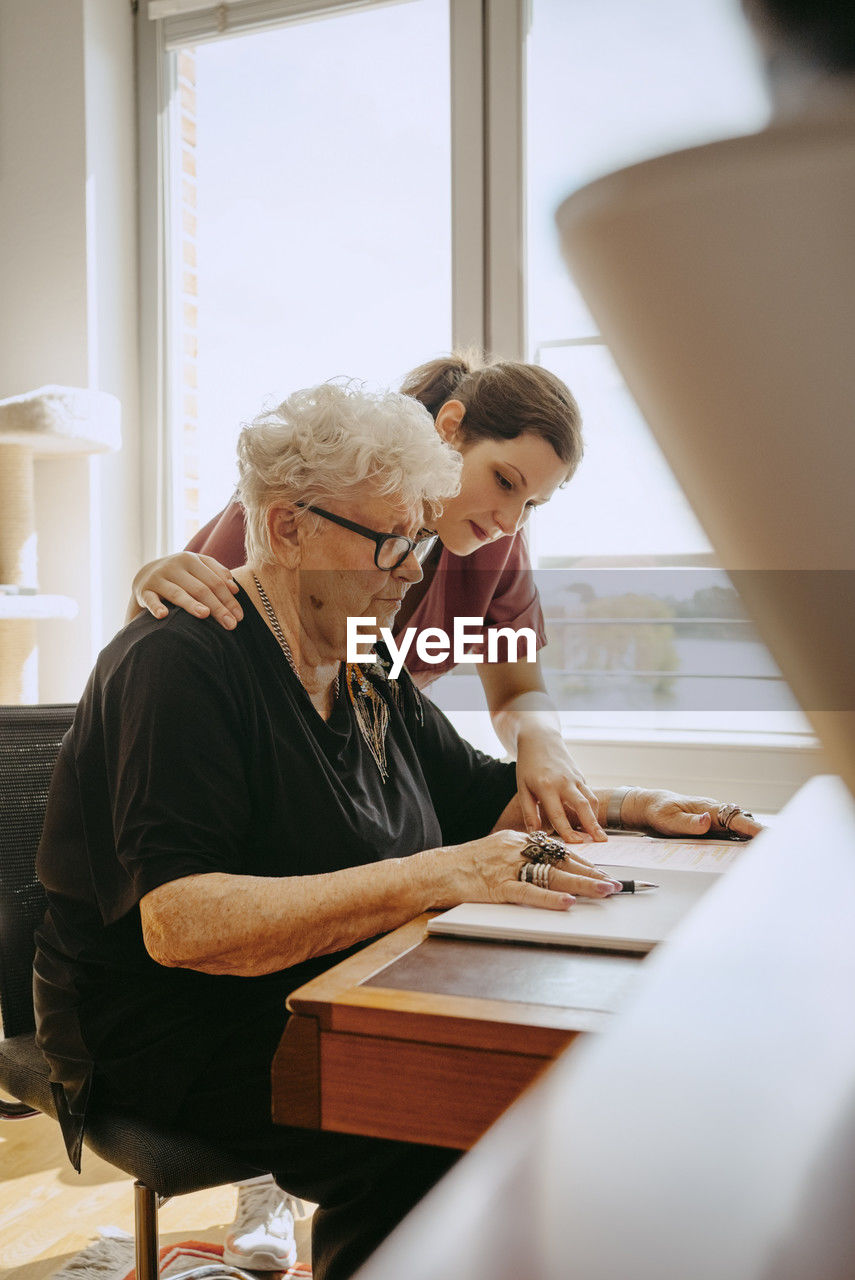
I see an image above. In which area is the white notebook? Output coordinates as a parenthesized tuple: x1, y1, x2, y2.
(427, 865, 719, 954)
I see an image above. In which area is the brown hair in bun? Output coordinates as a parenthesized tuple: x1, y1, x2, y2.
(400, 349, 583, 475)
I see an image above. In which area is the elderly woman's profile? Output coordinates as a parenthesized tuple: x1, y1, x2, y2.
(34, 383, 759, 1280)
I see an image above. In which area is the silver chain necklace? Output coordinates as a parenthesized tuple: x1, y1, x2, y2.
(252, 573, 341, 698)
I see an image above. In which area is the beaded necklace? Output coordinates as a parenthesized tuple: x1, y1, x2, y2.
(252, 572, 389, 780)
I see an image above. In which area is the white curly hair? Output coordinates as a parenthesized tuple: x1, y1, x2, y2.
(237, 382, 462, 565)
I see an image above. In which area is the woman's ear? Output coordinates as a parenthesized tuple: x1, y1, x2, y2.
(434, 399, 466, 446)
(267, 504, 301, 564)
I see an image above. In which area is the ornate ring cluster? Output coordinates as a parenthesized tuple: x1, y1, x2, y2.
(716, 802, 753, 831)
(521, 830, 568, 868)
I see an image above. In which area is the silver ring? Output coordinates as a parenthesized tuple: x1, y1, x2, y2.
(519, 861, 550, 888)
(716, 798, 752, 839)
(716, 803, 742, 830)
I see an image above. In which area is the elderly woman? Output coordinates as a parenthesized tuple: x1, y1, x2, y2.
(34, 384, 758, 1280)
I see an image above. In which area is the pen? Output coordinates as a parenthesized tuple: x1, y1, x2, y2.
(618, 879, 658, 893)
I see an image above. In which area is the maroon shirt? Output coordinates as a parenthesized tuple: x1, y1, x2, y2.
(187, 501, 547, 687)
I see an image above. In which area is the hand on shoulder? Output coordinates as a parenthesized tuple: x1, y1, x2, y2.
(131, 552, 243, 630)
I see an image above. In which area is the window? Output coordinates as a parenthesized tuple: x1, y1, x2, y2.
(143, 0, 822, 805)
(160, 0, 452, 544)
(522, 0, 813, 745)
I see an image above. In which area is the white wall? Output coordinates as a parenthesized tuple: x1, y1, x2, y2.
(0, 0, 140, 701)
(82, 0, 142, 656)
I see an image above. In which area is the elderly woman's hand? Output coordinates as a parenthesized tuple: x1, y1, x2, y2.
(131, 552, 243, 630)
(438, 828, 624, 911)
(620, 788, 763, 840)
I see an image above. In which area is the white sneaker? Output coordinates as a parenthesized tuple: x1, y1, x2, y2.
(223, 1175, 302, 1271)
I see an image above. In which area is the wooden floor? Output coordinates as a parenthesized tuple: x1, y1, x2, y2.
(0, 1094, 312, 1280)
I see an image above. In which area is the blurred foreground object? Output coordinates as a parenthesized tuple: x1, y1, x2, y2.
(743, 0, 855, 104)
(355, 775, 855, 1280)
(0, 386, 120, 701)
(555, 111, 855, 797)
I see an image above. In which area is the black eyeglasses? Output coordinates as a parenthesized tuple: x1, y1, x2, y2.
(307, 505, 438, 570)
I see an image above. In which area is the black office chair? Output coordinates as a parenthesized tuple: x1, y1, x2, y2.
(0, 704, 269, 1280)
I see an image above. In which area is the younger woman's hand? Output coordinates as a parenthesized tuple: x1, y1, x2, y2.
(132, 553, 243, 630)
(515, 730, 606, 844)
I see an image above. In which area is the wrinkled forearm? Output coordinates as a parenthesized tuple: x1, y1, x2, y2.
(140, 854, 457, 977)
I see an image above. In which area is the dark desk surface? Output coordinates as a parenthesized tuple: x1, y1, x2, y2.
(364, 934, 639, 1009)
(272, 914, 642, 1149)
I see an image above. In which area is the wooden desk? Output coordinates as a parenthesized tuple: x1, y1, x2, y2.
(271, 915, 641, 1149)
(354, 777, 855, 1280)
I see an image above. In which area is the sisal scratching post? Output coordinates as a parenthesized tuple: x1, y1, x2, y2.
(0, 443, 39, 701)
(0, 620, 37, 703)
(0, 444, 37, 587)
(0, 386, 121, 703)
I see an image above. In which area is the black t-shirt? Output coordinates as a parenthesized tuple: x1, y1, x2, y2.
(34, 589, 515, 1166)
